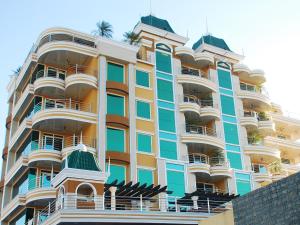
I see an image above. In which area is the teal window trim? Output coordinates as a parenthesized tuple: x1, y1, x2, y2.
(136, 69, 150, 88)
(137, 132, 152, 153)
(107, 94, 125, 117)
(136, 100, 151, 119)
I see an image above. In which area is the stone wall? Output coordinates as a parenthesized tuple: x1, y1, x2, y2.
(232, 172, 300, 225)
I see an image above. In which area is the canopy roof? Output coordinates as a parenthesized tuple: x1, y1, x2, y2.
(192, 34, 231, 51)
(141, 15, 175, 33)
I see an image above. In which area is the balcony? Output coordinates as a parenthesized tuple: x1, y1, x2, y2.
(5, 155, 28, 185)
(12, 84, 34, 120)
(243, 142, 280, 163)
(281, 162, 300, 173)
(271, 172, 288, 181)
(26, 176, 56, 207)
(237, 83, 271, 111)
(65, 64, 98, 100)
(1, 194, 26, 222)
(62, 135, 97, 158)
(177, 68, 217, 93)
(252, 164, 272, 183)
(264, 136, 300, 153)
(9, 118, 32, 152)
(233, 64, 266, 84)
(175, 46, 214, 68)
(258, 117, 275, 135)
(32, 99, 97, 133)
(181, 125, 225, 150)
(239, 111, 258, 130)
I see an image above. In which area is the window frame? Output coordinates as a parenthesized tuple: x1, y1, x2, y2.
(136, 131, 153, 154)
(136, 99, 152, 120)
(136, 68, 151, 89)
(107, 93, 126, 117)
(137, 167, 154, 186)
(106, 126, 126, 153)
(107, 61, 125, 84)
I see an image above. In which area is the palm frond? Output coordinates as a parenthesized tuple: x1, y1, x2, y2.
(123, 31, 140, 45)
(92, 20, 113, 38)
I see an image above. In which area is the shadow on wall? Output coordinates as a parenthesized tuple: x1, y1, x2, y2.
(199, 209, 234, 225)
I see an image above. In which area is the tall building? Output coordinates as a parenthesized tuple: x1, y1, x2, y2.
(1, 15, 300, 225)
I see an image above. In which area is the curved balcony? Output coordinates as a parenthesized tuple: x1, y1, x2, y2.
(28, 148, 61, 169)
(243, 144, 280, 163)
(61, 136, 97, 158)
(258, 119, 275, 134)
(253, 172, 272, 183)
(175, 47, 214, 68)
(26, 176, 56, 207)
(33, 69, 65, 98)
(9, 118, 32, 152)
(233, 64, 266, 84)
(199, 101, 220, 121)
(12, 84, 34, 120)
(5, 155, 28, 185)
(179, 95, 201, 119)
(272, 172, 288, 181)
(1, 195, 26, 222)
(239, 111, 258, 130)
(210, 158, 232, 178)
(281, 163, 300, 173)
(181, 125, 225, 150)
(65, 65, 98, 100)
(264, 136, 300, 153)
(177, 69, 217, 93)
(32, 100, 97, 133)
(237, 85, 271, 111)
(187, 153, 210, 175)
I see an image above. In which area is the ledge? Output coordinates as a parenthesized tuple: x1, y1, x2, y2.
(106, 151, 130, 165)
(5, 114, 12, 129)
(106, 115, 129, 129)
(2, 147, 8, 160)
(106, 81, 129, 95)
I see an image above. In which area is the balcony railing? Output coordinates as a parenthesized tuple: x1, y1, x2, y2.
(188, 154, 228, 167)
(32, 68, 66, 83)
(66, 64, 98, 76)
(183, 95, 215, 108)
(181, 67, 212, 80)
(186, 124, 217, 137)
(240, 83, 269, 97)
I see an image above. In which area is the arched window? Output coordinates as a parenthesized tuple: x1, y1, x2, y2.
(217, 61, 231, 70)
(156, 43, 172, 53)
(76, 183, 96, 209)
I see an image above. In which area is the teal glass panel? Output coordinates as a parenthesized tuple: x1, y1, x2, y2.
(226, 144, 240, 152)
(136, 101, 151, 119)
(138, 168, 153, 186)
(156, 51, 172, 74)
(220, 88, 233, 96)
(158, 100, 174, 109)
(107, 165, 126, 183)
(106, 128, 125, 152)
(220, 95, 236, 116)
(235, 173, 250, 180)
(158, 109, 175, 132)
(136, 70, 150, 87)
(222, 115, 237, 123)
(223, 123, 239, 145)
(160, 140, 177, 160)
(107, 62, 124, 83)
(28, 169, 36, 190)
(159, 131, 177, 140)
(236, 180, 251, 195)
(156, 71, 173, 80)
(227, 152, 243, 169)
(137, 133, 152, 153)
(166, 163, 184, 171)
(167, 170, 185, 197)
(157, 79, 174, 102)
(107, 94, 124, 116)
(217, 69, 232, 89)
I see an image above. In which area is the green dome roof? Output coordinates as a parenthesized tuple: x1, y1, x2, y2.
(192, 35, 231, 51)
(62, 150, 101, 171)
(141, 15, 175, 33)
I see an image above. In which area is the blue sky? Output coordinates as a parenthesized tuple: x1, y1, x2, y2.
(1, 0, 300, 150)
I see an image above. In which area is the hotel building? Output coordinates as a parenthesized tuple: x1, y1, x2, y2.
(1, 15, 300, 225)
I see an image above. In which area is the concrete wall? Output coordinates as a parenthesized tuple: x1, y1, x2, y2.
(199, 210, 234, 225)
(233, 172, 300, 225)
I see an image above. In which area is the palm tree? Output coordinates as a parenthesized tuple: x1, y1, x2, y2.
(13, 66, 21, 75)
(123, 31, 140, 45)
(92, 21, 113, 38)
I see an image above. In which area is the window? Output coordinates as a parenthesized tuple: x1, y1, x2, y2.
(138, 168, 153, 186)
(28, 168, 36, 191)
(217, 69, 232, 89)
(136, 100, 151, 119)
(137, 133, 152, 153)
(40, 171, 52, 188)
(157, 79, 174, 101)
(42, 135, 63, 151)
(107, 62, 124, 83)
(235, 173, 251, 195)
(167, 170, 185, 197)
(223, 123, 239, 145)
(227, 152, 242, 170)
(107, 94, 125, 116)
(158, 109, 175, 132)
(136, 70, 150, 88)
(156, 51, 172, 74)
(220, 95, 235, 116)
(196, 183, 214, 192)
(106, 128, 125, 152)
(107, 165, 126, 183)
(160, 140, 177, 160)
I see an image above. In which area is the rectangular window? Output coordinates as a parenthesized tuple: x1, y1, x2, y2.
(28, 168, 36, 191)
(107, 62, 124, 83)
(136, 100, 151, 119)
(217, 69, 232, 89)
(107, 165, 126, 183)
(156, 51, 172, 74)
(158, 108, 175, 132)
(220, 95, 235, 116)
(136, 70, 150, 88)
(223, 123, 239, 145)
(167, 170, 185, 197)
(107, 94, 125, 116)
(236, 180, 251, 195)
(227, 152, 242, 170)
(138, 168, 153, 186)
(160, 140, 177, 160)
(106, 128, 125, 152)
(157, 79, 174, 102)
(137, 133, 152, 153)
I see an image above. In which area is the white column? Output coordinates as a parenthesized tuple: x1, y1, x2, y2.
(98, 56, 107, 172)
(159, 192, 167, 212)
(128, 63, 137, 182)
(109, 186, 117, 210)
(192, 196, 199, 210)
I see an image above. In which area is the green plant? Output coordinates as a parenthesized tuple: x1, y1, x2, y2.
(123, 31, 140, 45)
(248, 131, 262, 144)
(92, 20, 113, 38)
(268, 160, 282, 174)
(13, 66, 21, 75)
